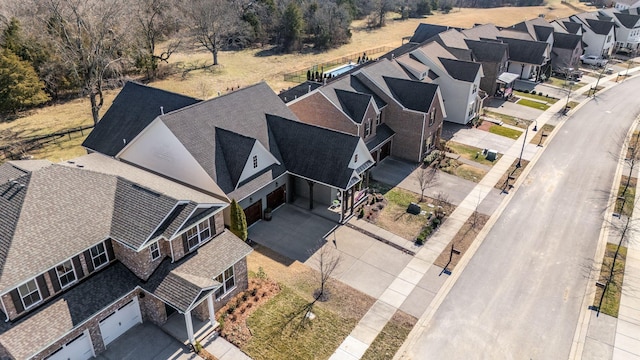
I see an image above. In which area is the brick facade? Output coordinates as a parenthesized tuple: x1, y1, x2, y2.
(170, 212, 224, 262)
(289, 92, 358, 135)
(214, 258, 249, 310)
(112, 239, 168, 281)
(193, 299, 210, 322)
(140, 292, 167, 326)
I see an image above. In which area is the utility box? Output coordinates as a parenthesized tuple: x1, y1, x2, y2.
(486, 149, 498, 161)
(407, 202, 421, 215)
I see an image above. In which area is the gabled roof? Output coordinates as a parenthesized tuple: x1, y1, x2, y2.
(461, 23, 502, 40)
(410, 23, 450, 43)
(533, 25, 554, 42)
(497, 37, 548, 65)
(439, 58, 481, 82)
(383, 77, 438, 113)
(215, 128, 257, 188)
(83, 82, 200, 156)
(614, 12, 640, 28)
(334, 89, 372, 124)
(279, 81, 323, 103)
(585, 18, 615, 35)
(434, 29, 470, 50)
(366, 124, 395, 151)
(0, 163, 28, 184)
(553, 32, 582, 50)
(563, 21, 583, 34)
(266, 114, 363, 190)
(465, 39, 508, 62)
(397, 56, 430, 80)
(143, 230, 252, 312)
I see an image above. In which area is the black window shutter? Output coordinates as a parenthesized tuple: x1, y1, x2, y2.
(105, 240, 115, 262)
(48, 269, 61, 293)
(182, 233, 189, 254)
(9, 289, 24, 314)
(72, 256, 84, 279)
(36, 275, 50, 299)
(84, 250, 94, 273)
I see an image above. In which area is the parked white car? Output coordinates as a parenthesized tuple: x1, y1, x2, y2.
(580, 55, 608, 67)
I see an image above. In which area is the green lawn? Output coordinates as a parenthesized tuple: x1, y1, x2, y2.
(516, 98, 550, 111)
(546, 77, 586, 90)
(617, 176, 636, 217)
(483, 110, 531, 129)
(594, 243, 627, 318)
(244, 286, 357, 360)
(513, 90, 558, 104)
(446, 141, 501, 165)
(488, 125, 523, 139)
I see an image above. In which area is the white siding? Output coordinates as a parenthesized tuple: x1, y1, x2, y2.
(349, 139, 375, 170)
(237, 141, 280, 186)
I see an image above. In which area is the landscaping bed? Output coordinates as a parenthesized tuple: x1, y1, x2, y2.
(513, 90, 558, 104)
(494, 159, 530, 191)
(372, 186, 433, 240)
(434, 211, 489, 271)
(529, 124, 555, 146)
(615, 176, 636, 217)
(593, 243, 627, 317)
(361, 310, 417, 360)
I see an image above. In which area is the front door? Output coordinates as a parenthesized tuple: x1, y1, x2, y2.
(244, 200, 263, 226)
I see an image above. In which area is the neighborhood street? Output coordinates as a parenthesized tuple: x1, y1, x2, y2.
(401, 77, 640, 359)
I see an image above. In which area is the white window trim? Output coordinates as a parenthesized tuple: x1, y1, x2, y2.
(252, 155, 258, 169)
(150, 241, 161, 261)
(214, 265, 236, 300)
(56, 260, 77, 289)
(188, 217, 213, 250)
(18, 279, 41, 310)
(90, 243, 109, 270)
(365, 120, 371, 136)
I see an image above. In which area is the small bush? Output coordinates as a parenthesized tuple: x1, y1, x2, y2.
(256, 267, 267, 279)
(242, 293, 248, 302)
(194, 341, 203, 353)
(250, 288, 258, 296)
(523, 89, 530, 93)
(227, 303, 236, 314)
(531, 90, 537, 95)
(432, 218, 441, 228)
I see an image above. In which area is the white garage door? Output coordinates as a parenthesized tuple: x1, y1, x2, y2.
(46, 330, 94, 360)
(99, 297, 142, 346)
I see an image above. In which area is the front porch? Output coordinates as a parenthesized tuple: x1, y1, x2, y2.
(161, 294, 219, 346)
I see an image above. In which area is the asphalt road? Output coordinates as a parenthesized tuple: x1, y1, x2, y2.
(402, 77, 640, 359)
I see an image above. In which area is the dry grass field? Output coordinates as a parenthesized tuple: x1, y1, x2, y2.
(1, 2, 593, 162)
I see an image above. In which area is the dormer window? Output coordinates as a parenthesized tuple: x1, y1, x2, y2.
(253, 155, 258, 169)
(150, 241, 161, 261)
(90, 243, 109, 270)
(56, 260, 76, 289)
(18, 280, 41, 310)
(187, 218, 212, 250)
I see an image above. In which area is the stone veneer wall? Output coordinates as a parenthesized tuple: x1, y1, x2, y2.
(140, 292, 167, 326)
(112, 239, 169, 281)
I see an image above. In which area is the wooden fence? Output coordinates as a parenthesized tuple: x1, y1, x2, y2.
(0, 124, 94, 161)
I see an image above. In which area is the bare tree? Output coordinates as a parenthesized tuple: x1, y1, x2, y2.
(416, 165, 438, 202)
(183, 0, 248, 66)
(37, 0, 126, 124)
(314, 244, 341, 302)
(621, 131, 640, 196)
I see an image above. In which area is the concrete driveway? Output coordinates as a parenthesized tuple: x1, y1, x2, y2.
(249, 204, 338, 262)
(94, 322, 190, 360)
(370, 157, 503, 216)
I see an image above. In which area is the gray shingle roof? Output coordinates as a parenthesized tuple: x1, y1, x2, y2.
(564, 21, 583, 34)
(83, 82, 200, 156)
(159, 82, 293, 197)
(383, 77, 438, 113)
(266, 115, 360, 190)
(215, 128, 257, 189)
(439, 57, 481, 82)
(143, 230, 252, 312)
(279, 81, 323, 103)
(497, 37, 548, 65)
(614, 12, 640, 28)
(366, 124, 395, 151)
(553, 32, 582, 50)
(465, 39, 508, 62)
(334, 89, 372, 124)
(410, 23, 450, 43)
(0, 163, 27, 184)
(0, 174, 30, 284)
(585, 18, 615, 35)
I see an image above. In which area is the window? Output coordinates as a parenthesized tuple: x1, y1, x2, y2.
(56, 260, 76, 289)
(187, 218, 212, 250)
(150, 242, 161, 260)
(18, 280, 41, 309)
(365, 120, 371, 137)
(375, 113, 381, 125)
(607, 35, 612, 43)
(90, 243, 109, 269)
(354, 154, 358, 163)
(472, 84, 478, 94)
(214, 266, 236, 299)
(429, 109, 437, 126)
(252, 155, 258, 169)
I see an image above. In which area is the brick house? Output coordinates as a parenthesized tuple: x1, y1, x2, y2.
(83, 81, 374, 225)
(286, 58, 446, 164)
(0, 155, 251, 359)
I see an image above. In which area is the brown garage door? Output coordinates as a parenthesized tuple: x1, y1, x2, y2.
(380, 141, 391, 160)
(266, 185, 286, 210)
(244, 200, 262, 226)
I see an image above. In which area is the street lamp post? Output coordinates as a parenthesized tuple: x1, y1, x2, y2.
(533, 120, 538, 132)
(517, 125, 528, 168)
(564, 69, 574, 114)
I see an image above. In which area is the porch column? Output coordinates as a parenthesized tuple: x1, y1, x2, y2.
(341, 190, 346, 221)
(350, 187, 355, 215)
(185, 310, 195, 345)
(307, 181, 314, 210)
(207, 294, 216, 327)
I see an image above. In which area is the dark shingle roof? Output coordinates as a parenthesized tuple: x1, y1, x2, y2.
(585, 18, 615, 35)
(383, 77, 438, 113)
(410, 23, 450, 43)
(366, 124, 395, 151)
(564, 21, 582, 34)
(334, 89, 372, 124)
(279, 81, 322, 103)
(465, 39, 508, 62)
(553, 32, 582, 50)
(348, 76, 387, 109)
(497, 37, 548, 65)
(83, 82, 200, 157)
(0, 262, 140, 360)
(266, 115, 360, 190)
(0, 163, 27, 184)
(438, 58, 481, 82)
(534, 25, 554, 42)
(614, 12, 640, 28)
(143, 230, 252, 312)
(215, 128, 257, 189)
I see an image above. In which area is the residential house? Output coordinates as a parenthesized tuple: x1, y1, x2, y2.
(287, 58, 445, 163)
(0, 155, 252, 359)
(599, 8, 640, 52)
(614, 0, 640, 11)
(568, 13, 616, 57)
(83, 81, 374, 225)
(551, 19, 584, 36)
(464, 39, 512, 96)
(551, 32, 584, 73)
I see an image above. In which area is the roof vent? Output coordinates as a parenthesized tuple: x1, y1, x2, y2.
(67, 160, 75, 164)
(76, 164, 84, 168)
(160, 106, 164, 115)
(123, 138, 127, 145)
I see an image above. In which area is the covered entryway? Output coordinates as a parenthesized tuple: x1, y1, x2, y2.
(244, 200, 262, 226)
(99, 297, 142, 347)
(379, 141, 391, 161)
(266, 184, 286, 209)
(46, 330, 94, 360)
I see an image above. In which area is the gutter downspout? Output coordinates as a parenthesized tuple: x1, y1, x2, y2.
(419, 113, 426, 162)
(1, 298, 8, 322)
